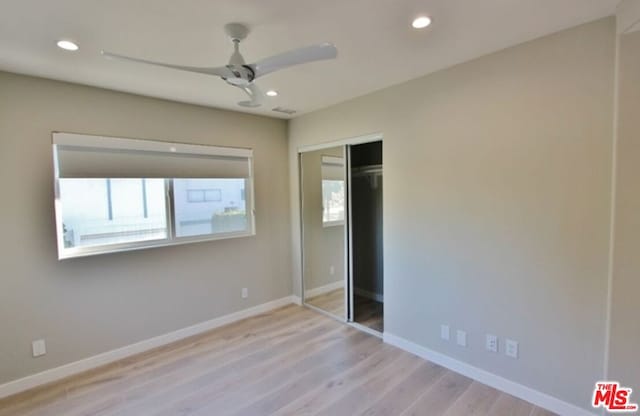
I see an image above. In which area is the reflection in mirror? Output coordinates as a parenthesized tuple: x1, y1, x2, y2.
(301, 147, 346, 319)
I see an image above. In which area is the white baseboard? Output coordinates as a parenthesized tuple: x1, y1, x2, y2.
(0, 295, 297, 400)
(383, 333, 596, 416)
(354, 287, 383, 303)
(304, 280, 343, 299)
(291, 295, 302, 306)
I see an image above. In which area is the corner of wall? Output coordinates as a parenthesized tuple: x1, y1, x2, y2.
(617, 0, 640, 34)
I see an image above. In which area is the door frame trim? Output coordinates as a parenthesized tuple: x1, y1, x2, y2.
(297, 132, 383, 153)
(298, 132, 384, 331)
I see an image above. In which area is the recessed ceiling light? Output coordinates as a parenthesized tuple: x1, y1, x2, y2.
(57, 40, 79, 51)
(412, 16, 432, 29)
(266, 90, 278, 97)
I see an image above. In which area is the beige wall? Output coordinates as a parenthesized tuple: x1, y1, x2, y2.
(608, 28, 640, 392)
(289, 18, 615, 409)
(0, 71, 291, 384)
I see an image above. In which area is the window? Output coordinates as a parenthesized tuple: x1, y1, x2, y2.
(321, 155, 345, 227)
(53, 133, 255, 259)
(174, 179, 247, 238)
(59, 178, 167, 249)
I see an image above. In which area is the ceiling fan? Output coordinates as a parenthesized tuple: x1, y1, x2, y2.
(102, 23, 337, 108)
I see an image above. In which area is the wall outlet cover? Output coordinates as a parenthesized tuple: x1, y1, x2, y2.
(241, 288, 248, 299)
(505, 339, 519, 358)
(440, 324, 450, 341)
(456, 330, 467, 347)
(486, 334, 498, 352)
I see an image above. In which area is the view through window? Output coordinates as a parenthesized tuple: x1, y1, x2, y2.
(59, 178, 251, 251)
(59, 178, 168, 248)
(174, 178, 247, 238)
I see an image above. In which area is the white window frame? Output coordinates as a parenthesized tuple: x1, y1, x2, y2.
(53, 132, 256, 260)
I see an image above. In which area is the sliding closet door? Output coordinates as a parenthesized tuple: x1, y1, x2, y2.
(300, 146, 348, 320)
(348, 141, 383, 332)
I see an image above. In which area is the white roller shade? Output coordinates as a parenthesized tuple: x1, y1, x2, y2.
(53, 133, 252, 179)
(321, 155, 344, 181)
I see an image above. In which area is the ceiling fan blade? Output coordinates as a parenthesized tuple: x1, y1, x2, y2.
(101, 51, 233, 78)
(250, 42, 337, 78)
(238, 83, 264, 107)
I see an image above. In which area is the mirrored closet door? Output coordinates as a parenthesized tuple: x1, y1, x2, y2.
(300, 146, 347, 319)
(300, 139, 384, 334)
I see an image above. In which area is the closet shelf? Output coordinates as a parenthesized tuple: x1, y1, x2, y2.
(351, 164, 382, 177)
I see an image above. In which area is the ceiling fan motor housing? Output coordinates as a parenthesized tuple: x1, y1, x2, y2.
(222, 65, 255, 86)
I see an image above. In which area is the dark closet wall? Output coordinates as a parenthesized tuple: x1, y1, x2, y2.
(351, 142, 383, 300)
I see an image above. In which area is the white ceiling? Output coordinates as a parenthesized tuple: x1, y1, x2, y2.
(0, 0, 619, 119)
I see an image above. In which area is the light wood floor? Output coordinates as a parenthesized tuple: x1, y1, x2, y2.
(354, 294, 383, 332)
(307, 288, 384, 332)
(306, 287, 345, 318)
(0, 305, 556, 416)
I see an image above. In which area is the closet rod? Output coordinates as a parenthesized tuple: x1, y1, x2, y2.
(351, 164, 382, 177)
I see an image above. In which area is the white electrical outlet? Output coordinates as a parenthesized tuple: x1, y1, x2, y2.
(456, 330, 467, 347)
(486, 334, 498, 353)
(32, 339, 46, 357)
(440, 325, 450, 341)
(241, 288, 248, 299)
(505, 339, 519, 358)
(329, 266, 335, 276)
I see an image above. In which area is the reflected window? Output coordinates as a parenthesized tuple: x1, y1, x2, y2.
(322, 180, 345, 226)
(321, 154, 345, 227)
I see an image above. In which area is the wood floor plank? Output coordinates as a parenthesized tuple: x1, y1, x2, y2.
(530, 407, 559, 416)
(0, 305, 557, 416)
(357, 361, 446, 416)
(487, 393, 533, 416)
(270, 343, 401, 416)
(441, 381, 501, 416)
(226, 335, 383, 416)
(313, 352, 424, 416)
(400, 370, 474, 416)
